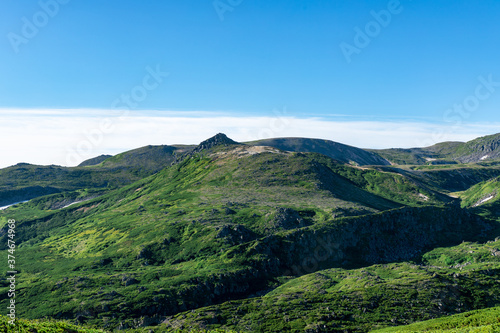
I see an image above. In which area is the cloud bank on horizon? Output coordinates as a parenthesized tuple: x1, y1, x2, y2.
(1, 109, 498, 169)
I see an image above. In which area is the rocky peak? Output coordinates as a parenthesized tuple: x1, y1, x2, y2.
(193, 133, 240, 153)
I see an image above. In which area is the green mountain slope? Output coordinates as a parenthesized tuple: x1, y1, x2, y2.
(0, 315, 106, 332)
(372, 133, 500, 165)
(98, 144, 193, 172)
(256, 133, 500, 166)
(461, 176, 500, 208)
(0, 164, 131, 207)
(2, 135, 493, 330)
(458, 176, 500, 220)
(452, 133, 500, 163)
(248, 137, 390, 166)
(155, 239, 500, 332)
(0, 315, 235, 333)
(372, 306, 500, 332)
(2, 133, 500, 332)
(78, 155, 113, 167)
(0, 144, 193, 207)
(396, 164, 500, 193)
(370, 147, 441, 165)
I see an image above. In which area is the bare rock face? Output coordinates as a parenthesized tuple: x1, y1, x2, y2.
(215, 224, 256, 245)
(456, 135, 500, 163)
(122, 276, 139, 286)
(268, 207, 308, 231)
(277, 205, 494, 271)
(193, 133, 240, 153)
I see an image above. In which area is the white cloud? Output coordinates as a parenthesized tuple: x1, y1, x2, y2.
(0, 109, 498, 168)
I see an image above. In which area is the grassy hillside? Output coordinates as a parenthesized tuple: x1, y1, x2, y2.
(0, 315, 236, 333)
(154, 242, 500, 332)
(390, 164, 500, 193)
(0, 144, 191, 207)
(320, 160, 453, 206)
(372, 306, 500, 332)
(0, 315, 106, 332)
(2, 138, 493, 330)
(369, 142, 463, 166)
(0, 164, 136, 207)
(460, 176, 500, 208)
(3, 133, 500, 332)
(452, 133, 500, 163)
(78, 155, 113, 167)
(457, 176, 500, 220)
(372, 134, 500, 165)
(98, 144, 193, 172)
(369, 148, 434, 165)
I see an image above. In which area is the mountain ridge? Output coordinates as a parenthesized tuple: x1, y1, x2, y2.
(1, 132, 500, 332)
(247, 137, 391, 166)
(373, 133, 500, 165)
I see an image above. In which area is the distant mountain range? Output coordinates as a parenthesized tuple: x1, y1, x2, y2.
(1, 132, 500, 332)
(2, 132, 500, 207)
(372, 132, 500, 165)
(74, 132, 500, 167)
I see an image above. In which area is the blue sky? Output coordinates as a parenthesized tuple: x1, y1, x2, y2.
(1, 0, 500, 167)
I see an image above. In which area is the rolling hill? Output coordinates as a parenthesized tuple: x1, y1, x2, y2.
(372, 133, 500, 165)
(0, 144, 194, 207)
(248, 137, 390, 166)
(1, 133, 500, 332)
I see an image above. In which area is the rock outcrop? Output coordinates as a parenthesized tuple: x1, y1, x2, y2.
(192, 133, 240, 153)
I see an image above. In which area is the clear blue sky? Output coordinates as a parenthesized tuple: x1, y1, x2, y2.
(1, 0, 500, 166)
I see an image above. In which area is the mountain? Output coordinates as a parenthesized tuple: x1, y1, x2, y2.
(98, 144, 193, 172)
(381, 164, 500, 193)
(1, 133, 500, 332)
(373, 133, 500, 165)
(248, 133, 500, 166)
(452, 133, 500, 163)
(78, 154, 113, 167)
(3, 132, 500, 208)
(0, 144, 194, 207)
(193, 132, 240, 153)
(248, 137, 390, 166)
